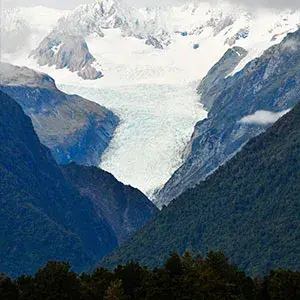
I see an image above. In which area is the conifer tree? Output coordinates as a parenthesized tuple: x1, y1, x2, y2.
(104, 279, 127, 300)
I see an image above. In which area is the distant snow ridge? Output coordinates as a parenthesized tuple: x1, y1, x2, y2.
(53, 0, 171, 48)
(3, 1, 296, 82)
(28, 0, 172, 79)
(1, 7, 64, 53)
(50, 0, 249, 49)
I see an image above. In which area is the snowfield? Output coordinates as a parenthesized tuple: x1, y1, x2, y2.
(1, 1, 299, 197)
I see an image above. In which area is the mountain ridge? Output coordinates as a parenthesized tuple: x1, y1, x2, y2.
(0, 90, 117, 277)
(155, 27, 300, 207)
(0, 62, 119, 166)
(61, 163, 158, 244)
(0, 90, 157, 277)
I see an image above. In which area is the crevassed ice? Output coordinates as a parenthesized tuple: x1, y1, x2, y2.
(59, 83, 206, 197)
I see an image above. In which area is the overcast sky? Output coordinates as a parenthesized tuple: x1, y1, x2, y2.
(2, 0, 300, 10)
(2, 0, 93, 9)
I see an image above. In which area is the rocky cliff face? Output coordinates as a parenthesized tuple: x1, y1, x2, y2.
(0, 63, 119, 166)
(196, 46, 247, 111)
(61, 163, 158, 244)
(155, 29, 300, 207)
(30, 32, 103, 80)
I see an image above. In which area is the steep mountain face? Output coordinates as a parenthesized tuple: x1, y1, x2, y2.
(155, 28, 300, 207)
(61, 163, 158, 244)
(46, 0, 171, 47)
(196, 46, 248, 111)
(0, 63, 119, 166)
(0, 91, 118, 277)
(30, 32, 103, 80)
(102, 101, 300, 275)
(29, 1, 170, 76)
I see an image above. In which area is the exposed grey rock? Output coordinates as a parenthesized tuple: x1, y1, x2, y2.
(155, 29, 300, 207)
(78, 64, 103, 80)
(30, 32, 103, 80)
(145, 36, 164, 49)
(0, 62, 118, 166)
(225, 28, 249, 46)
(207, 16, 235, 36)
(145, 30, 171, 49)
(197, 46, 248, 111)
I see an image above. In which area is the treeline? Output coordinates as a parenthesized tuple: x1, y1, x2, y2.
(1, 251, 299, 300)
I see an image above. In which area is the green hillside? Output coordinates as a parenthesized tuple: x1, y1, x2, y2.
(102, 102, 300, 275)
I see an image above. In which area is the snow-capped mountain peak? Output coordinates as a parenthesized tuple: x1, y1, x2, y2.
(54, 0, 136, 37)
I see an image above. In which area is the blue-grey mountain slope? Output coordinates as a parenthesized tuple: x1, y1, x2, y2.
(0, 63, 119, 166)
(155, 28, 300, 207)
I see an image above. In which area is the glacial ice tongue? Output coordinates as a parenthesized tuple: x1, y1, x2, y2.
(59, 83, 206, 197)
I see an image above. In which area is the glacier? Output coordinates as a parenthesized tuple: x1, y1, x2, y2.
(59, 83, 206, 197)
(1, 0, 299, 197)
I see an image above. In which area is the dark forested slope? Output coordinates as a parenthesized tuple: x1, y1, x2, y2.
(103, 101, 300, 275)
(61, 163, 158, 244)
(0, 91, 117, 277)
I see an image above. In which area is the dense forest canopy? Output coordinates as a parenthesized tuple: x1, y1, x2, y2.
(1, 252, 300, 300)
(102, 102, 300, 275)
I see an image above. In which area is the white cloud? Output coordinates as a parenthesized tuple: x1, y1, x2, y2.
(239, 109, 291, 125)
